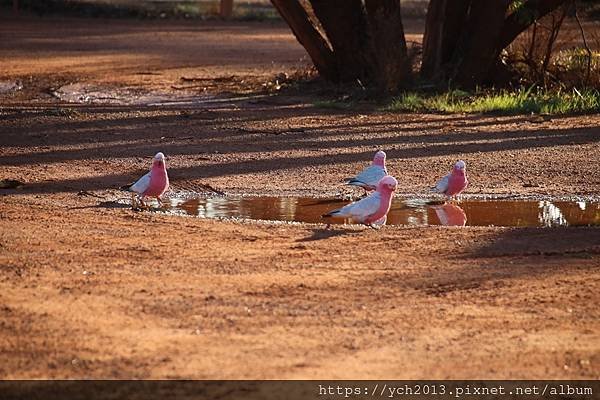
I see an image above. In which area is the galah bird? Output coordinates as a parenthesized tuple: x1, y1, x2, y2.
(346, 150, 387, 192)
(123, 152, 169, 209)
(432, 160, 468, 200)
(324, 175, 398, 227)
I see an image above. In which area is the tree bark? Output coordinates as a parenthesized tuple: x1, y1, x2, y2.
(421, 0, 470, 80)
(364, 0, 411, 92)
(271, 0, 571, 91)
(309, 0, 370, 82)
(270, 0, 337, 81)
(452, 0, 512, 88)
(499, 0, 570, 50)
(421, 0, 446, 79)
(220, 0, 233, 19)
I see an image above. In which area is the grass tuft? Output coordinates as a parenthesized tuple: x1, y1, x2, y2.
(386, 88, 600, 115)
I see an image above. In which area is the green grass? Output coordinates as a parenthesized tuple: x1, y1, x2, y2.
(173, 2, 280, 21)
(386, 88, 600, 115)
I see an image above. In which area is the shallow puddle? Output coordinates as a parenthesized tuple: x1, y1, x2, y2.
(53, 83, 218, 106)
(166, 197, 600, 227)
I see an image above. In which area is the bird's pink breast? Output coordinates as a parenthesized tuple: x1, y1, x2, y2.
(143, 166, 169, 197)
(364, 191, 393, 223)
(445, 173, 468, 196)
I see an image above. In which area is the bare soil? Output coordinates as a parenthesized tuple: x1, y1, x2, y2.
(0, 16, 599, 379)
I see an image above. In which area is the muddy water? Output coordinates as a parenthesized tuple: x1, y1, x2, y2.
(166, 197, 600, 227)
(53, 83, 215, 106)
(52, 82, 269, 107)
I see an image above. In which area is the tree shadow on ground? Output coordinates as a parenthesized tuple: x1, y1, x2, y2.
(2, 103, 598, 195)
(470, 227, 600, 258)
(325, 226, 600, 303)
(0, 103, 536, 150)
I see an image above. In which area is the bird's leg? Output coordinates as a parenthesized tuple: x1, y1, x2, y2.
(130, 192, 137, 209)
(139, 196, 148, 209)
(156, 196, 164, 208)
(131, 193, 143, 210)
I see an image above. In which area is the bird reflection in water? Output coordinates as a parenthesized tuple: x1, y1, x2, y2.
(431, 203, 467, 226)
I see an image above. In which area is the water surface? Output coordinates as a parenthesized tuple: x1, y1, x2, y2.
(166, 197, 600, 227)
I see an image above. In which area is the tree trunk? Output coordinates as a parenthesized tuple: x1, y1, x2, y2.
(499, 0, 569, 49)
(271, 0, 571, 90)
(220, 0, 233, 19)
(421, 0, 446, 79)
(452, 0, 512, 88)
(364, 0, 410, 92)
(309, 0, 370, 82)
(421, 0, 470, 80)
(421, 0, 569, 88)
(270, 0, 337, 81)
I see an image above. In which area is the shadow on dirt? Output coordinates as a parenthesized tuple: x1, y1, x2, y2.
(470, 227, 600, 258)
(297, 228, 362, 242)
(2, 104, 598, 196)
(399, 227, 598, 296)
(69, 200, 131, 210)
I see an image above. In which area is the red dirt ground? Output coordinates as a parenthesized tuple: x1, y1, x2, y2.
(0, 15, 599, 379)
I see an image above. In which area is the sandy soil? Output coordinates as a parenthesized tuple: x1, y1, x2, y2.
(0, 16, 599, 379)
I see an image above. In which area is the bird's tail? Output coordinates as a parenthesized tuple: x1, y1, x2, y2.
(346, 179, 362, 186)
(120, 183, 134, 191)
(322, 209, 340, 218)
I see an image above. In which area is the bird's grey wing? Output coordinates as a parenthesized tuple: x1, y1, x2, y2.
(129, 171, 151, 194)
(326, 193, 381, 221)
(347, 165, 385, 187)
(432, 174, 450, 194)
(346, 193, 382, 222)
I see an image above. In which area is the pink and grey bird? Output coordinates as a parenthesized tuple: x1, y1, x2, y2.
(123, 152, 170, 208)
(346, 150, 387, 191)
(432, 160, 468, 199)
(324, 175, 398, 227)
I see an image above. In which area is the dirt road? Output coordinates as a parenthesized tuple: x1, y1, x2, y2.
(0, 16, 599, 379)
